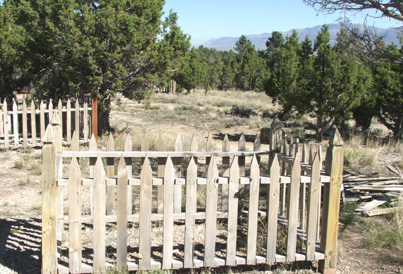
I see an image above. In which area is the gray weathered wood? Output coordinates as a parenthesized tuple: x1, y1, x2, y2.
(89, 134, 97, 217)
(83, 100, 88, 142)
(67, 99, 71, 143)
(13, 99, 19, 147)
(22, 100, 28, 147)
(267, 154, 280, 263)
(125, 134, 133, 215)
(41, 125, 57, 274)
(184, 157, 197, 268)
(3, 100, 9, 148)
(58, 99, 63, 139)
(157, 132, 166, 214)
(48, 100, 53, 125)
(238, 133, 246, 176)
(306, 154, 320, 261)
(30, 101, 36, 146)
(286, 152, 301, 262)
(69, 156, 82, 273)
(75, 100, 79, 135)
(173, 133, 182, 213)
(204, 155, 218, 267)
(139, 156, 153, 270)
(117, 156, 128, 268)
(247, 155, 260, 265)
(106, 133, 115, 215)
(93, 157, 106, 272)
(226, 157, 239, 266)
(40, 100, 45, 140)
(221, 134, 230, 212)
(205, 132, 214, 174)
(163, 156, 175, 269)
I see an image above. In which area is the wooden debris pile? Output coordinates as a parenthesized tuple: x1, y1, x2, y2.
(342, 170, 403, 216)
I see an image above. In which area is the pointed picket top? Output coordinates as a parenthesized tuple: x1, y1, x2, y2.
(206, 131, 214, 151)
(270, 153, 280, 175)
(292, 151, 302, 174)
(238, 133, 246, 151)
(51, 109, 61, 125)
(94, 156, 106, 176)
(30, 100, 35, 112)
(158, 131, 165, 151)
(141, 134, 149, 151)
(58, 99, 62, 118)
(40, 99, 44, 109)
(254, 134, 261, 151)
(124, 134, 132, 152)
(222, 134, 230, 152)
(271, 115, 282, 129)
(107, 132, 114, 151)
(187, 156, 197, 173)
(174, 132, 182, 152)
(3, 98, 6, 105)
(42, 124, 55, 144)
(165, 155, 175, 175)
(12, 97, 17, 108)
(22, 98, 27, 110)
(190, 134, 198, 151)
(71, 131, 79, 151)
(67, 98, 71, 107)
(250, 154, 259, 176)
(207, 153, 218, 181)
(230, 155, 239, 174)
(118, 155, 127, 176)
(89, 134, 97, 151)
(329, 127, 343, 146)
(70, 155, 80, 174)
(141, 155, 152, 176)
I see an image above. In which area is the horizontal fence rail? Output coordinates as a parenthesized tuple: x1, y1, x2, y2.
(1, 98, 91, 149)
(41, 120, 344, 274)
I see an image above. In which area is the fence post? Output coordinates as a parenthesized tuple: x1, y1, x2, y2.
(319, 127, 344, 274)
(41, 124, 57, 274)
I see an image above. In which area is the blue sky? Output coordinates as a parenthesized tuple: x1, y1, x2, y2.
(163, 0, 400, 46)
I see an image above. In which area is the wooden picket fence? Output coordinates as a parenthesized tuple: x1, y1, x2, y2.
(41, 117, 343, 274)
(0, 97, 91, 148)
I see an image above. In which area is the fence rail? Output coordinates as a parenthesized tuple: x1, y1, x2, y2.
(41, 117, 343, 274)
(1, 98, 91, 148)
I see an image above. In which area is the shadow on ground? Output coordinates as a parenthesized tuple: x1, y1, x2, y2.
(0, 218, 41, 273)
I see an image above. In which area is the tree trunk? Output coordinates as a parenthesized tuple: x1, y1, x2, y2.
(316, 116, 335, 141)
(98, 98, 111, 135)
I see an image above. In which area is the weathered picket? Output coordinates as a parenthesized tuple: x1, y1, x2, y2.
(1, 98, 91, 148)
(41, 118, 343, 274)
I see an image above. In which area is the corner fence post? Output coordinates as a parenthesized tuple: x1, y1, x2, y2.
(41, 124, 57, 274)
(319, 127, 344, 274)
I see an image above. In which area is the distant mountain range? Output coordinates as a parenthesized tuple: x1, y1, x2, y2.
(201, 23, 400, 51)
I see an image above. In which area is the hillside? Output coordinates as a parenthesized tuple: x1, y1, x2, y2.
(201, 23, 400, 51)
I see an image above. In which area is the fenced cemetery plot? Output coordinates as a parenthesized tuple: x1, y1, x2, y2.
(41, 113, 343, 274)
(0, 97, 91, 149)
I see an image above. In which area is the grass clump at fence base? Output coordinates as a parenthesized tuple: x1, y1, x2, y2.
(362, 196, 403, 263)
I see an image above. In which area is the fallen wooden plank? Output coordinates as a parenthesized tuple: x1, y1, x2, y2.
(355, 200, 386, 212)
(364, 207, 397, 217)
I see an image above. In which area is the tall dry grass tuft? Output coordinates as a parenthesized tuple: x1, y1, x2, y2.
(343, 132, 379, 172)
(363, 195, 403, 263)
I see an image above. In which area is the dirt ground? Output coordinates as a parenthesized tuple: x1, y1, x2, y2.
(0, 95, 402, 273)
